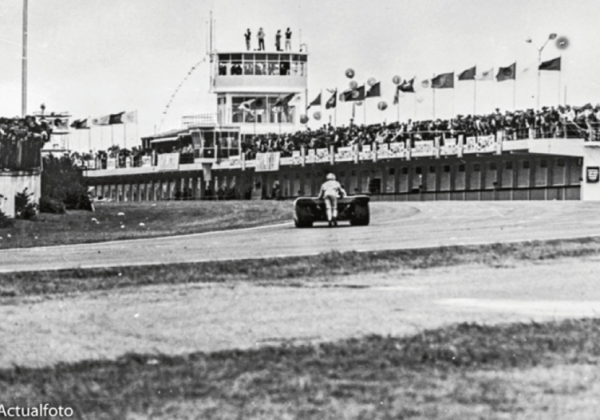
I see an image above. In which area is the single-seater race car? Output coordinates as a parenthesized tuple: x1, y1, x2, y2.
(293, 195, 370, 228)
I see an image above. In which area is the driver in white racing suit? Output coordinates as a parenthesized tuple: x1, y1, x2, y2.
(317, 173, 347, 227)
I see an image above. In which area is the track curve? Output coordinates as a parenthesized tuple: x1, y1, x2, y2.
(2, 201, 600, 273)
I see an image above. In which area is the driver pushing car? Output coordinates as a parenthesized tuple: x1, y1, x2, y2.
(317, 173, 347, 227)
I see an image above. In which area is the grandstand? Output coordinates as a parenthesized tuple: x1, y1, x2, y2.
(75, 42, 600, 203)
(84, 106, 600, 202)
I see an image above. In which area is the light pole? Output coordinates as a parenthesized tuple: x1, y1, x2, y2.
(22, 0, 28, 117)
(526, 33, 557, 110)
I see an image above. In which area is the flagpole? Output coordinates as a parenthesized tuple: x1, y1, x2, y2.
(414, 95, 417, 120)
(473, 79, 477, 115)
(491, 68, 495, 114)
(513, 78, 517, 111)
(364, 84, 367, 125)
(334, 90, 337, 128)
(432, 74, 436, 120)
(558, 55, 562, 106)
(135, 111, 139, 149)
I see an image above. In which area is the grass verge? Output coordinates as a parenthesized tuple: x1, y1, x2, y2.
(0, 200, 291, 249)
(1, 319, 600, 419)
(1, 236, 600, 298)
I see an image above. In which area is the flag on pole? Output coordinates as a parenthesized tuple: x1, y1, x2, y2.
(307, 93, 321, 109)
(476, 68, 494, 81)
(92, 115, 111, 126)
(539, 56, 561, 71)
(52, 117, 70, 130)
(431, 72, 454, 89)
(122, 110, 138, 124)
(273, 93, 297, 108)
(70, 119, 90, 130)
(366, 82, 381, 98)
(109, 112, 125, 125)
(341, 85, 365, 101)
(496, 63, 516, 82)
(325, 90, 337, 109)
(398, 78, 415, 93)
(458, 66, 476, 81)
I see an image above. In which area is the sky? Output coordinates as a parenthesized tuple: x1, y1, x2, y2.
(1, 0, 599, 152)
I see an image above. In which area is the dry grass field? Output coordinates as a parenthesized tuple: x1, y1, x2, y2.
(2, 201, 600, 419)
(0, 200, 291, 249)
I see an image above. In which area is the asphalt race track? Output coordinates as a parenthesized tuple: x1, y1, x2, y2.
(2, 201, 600, 273)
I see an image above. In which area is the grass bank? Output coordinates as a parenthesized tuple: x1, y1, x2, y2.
(1, 236, 600, 298)
(2, 318, 600, 419)
(0, 200, 291, 249)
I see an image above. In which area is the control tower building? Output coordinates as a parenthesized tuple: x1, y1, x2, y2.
(212, 49, 308, 141)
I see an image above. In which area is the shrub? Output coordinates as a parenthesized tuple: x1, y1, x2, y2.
(41, 155, 93, 212)
(38, 196, 66, 214)
(0, 208, 13, 228)
(15, 188, 38, 220)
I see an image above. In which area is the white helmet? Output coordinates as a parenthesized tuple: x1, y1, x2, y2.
(326, 173, 336, 181)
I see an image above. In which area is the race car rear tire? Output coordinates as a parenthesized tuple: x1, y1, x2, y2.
(294, 206, 314, 228)
(294, 217, 313, 228)
(350, 204, 370, 226)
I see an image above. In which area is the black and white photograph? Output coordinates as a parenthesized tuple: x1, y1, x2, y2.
(2, 0, 600, 418)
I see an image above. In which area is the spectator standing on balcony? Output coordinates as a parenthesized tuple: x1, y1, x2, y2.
(244, 29, 251, 51)
(317, 173, 346, 227)
(257, 28, 265, 51)
(275, 30, 282, 51)
(285, 28, 292, 51)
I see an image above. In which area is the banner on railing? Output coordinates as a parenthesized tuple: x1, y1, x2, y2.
(306, 149, 316, 164)
(315, 148, 330, 163)
(412, 140, 435, 157)
(441, 138, 459, 156)
(464, 135, 496, 154)
(280, 157, 294, 166)
(359, 144, 373, 161)
(389, 142, 406, 158)
(255, 152, 281, 172)
(292, 150, 302, 165)
(335, 146, 354, 162)
(106, 158, 117, 170)
(377, 143, 390, 159)
(157, 153, 180, 171)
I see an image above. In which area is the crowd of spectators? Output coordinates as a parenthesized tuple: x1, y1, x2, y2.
(0, 116, 52, 170)
(85, 103, 600, 165)
(241, 103, 600, 159)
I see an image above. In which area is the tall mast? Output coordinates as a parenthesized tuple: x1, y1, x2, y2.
(22, 0, 28, 116)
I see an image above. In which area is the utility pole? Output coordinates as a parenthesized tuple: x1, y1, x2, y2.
(22, 0, 28, 116)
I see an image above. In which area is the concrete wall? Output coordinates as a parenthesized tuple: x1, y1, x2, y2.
(0, 170, 41, 217)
